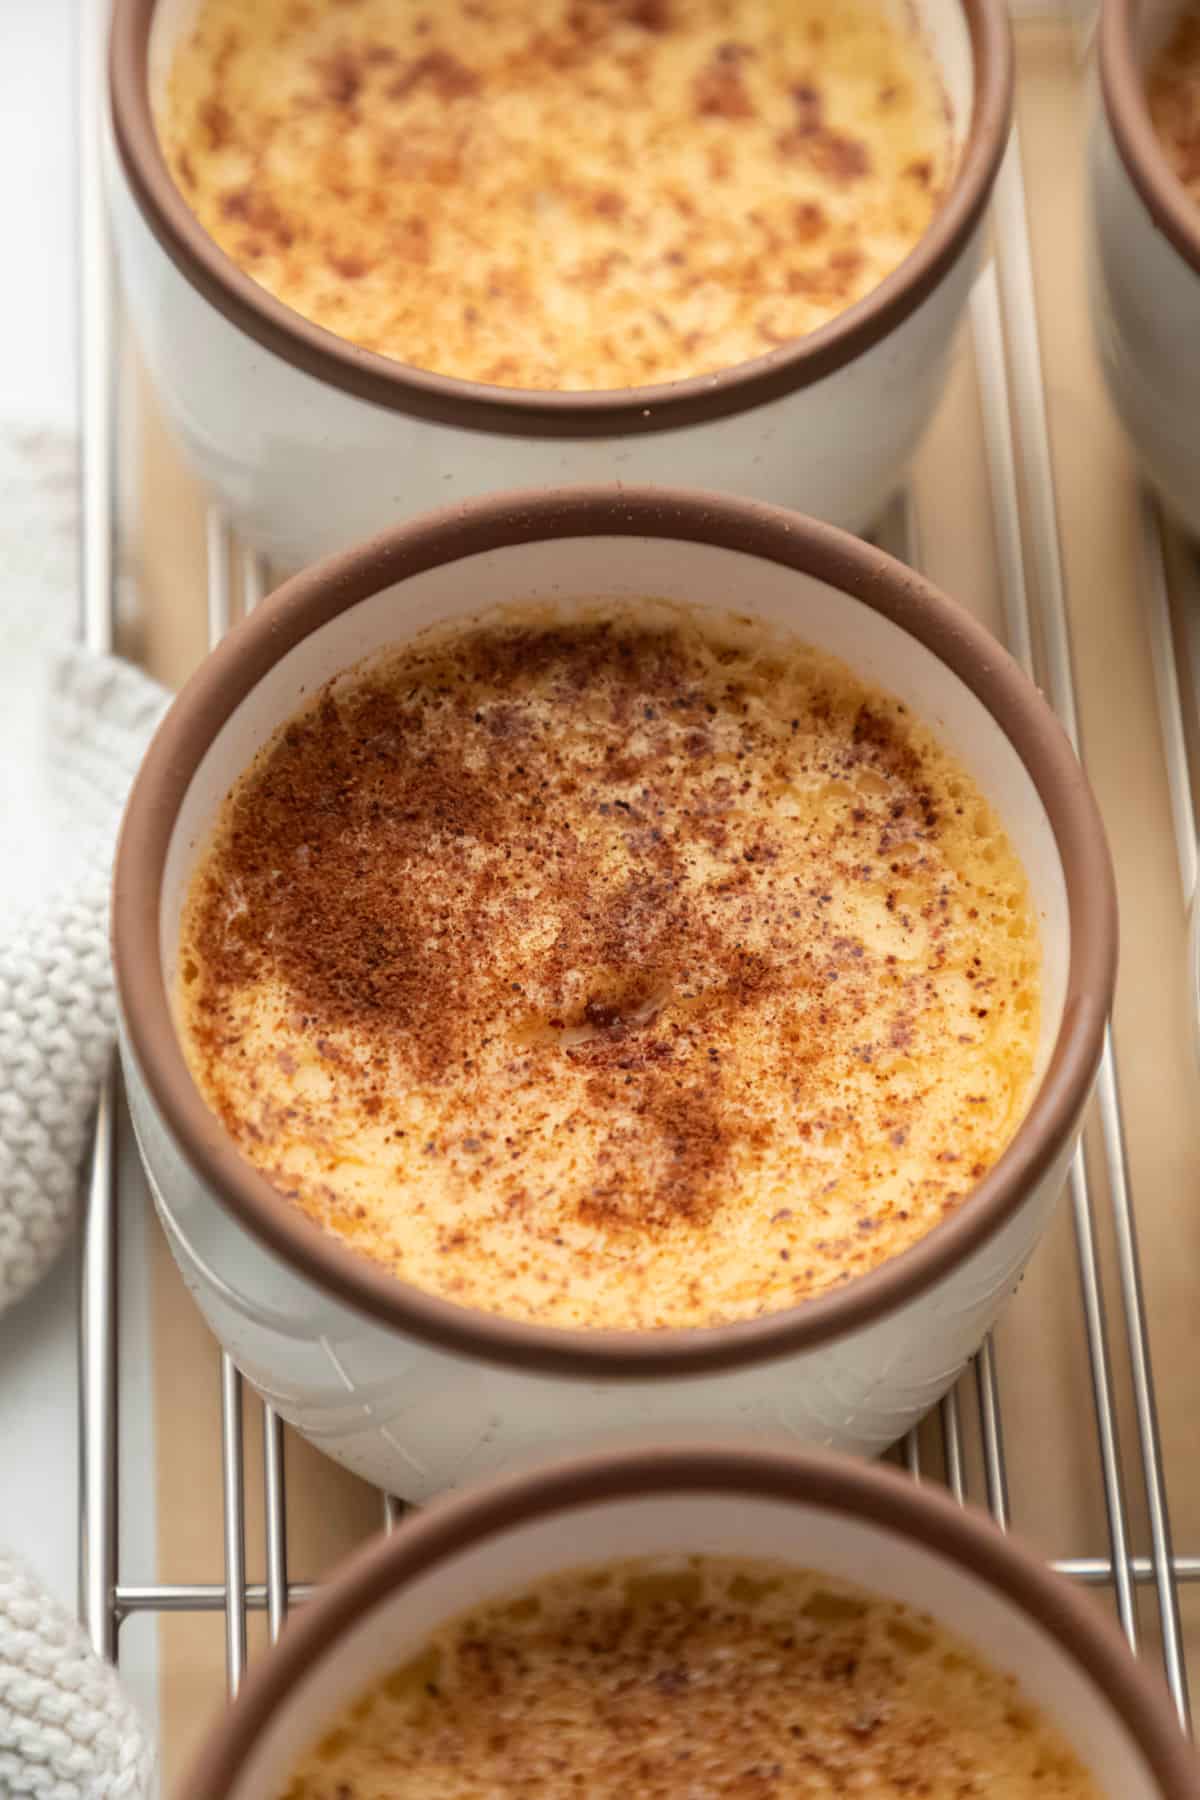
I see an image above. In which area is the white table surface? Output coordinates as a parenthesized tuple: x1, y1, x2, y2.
(0, 0, 159, 1745)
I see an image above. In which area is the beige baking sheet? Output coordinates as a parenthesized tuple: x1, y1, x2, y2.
(123, 19, 1200, 1788)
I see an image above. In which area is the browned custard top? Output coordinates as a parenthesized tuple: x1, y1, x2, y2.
(279, 1557, 1099, 1798)
(1148, 7, 1200, 203)
(159, 0, 954, 389)
(177, 602, 1040, 1330)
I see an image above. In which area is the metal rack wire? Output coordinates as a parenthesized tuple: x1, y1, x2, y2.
(77, 0, 1198, 1752)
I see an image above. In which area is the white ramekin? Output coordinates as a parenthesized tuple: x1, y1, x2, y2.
(177, 1443, 1196, 1798)
(1091, 0, 1200, 538)
(108, 0, 1012, 569)
(112, 487, 1116, 1500)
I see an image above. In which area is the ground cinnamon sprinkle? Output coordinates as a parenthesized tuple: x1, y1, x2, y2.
(178, 601, 1040, 1330)
(278, 1557, 1099, 1799)
(158, 0, 954, 390)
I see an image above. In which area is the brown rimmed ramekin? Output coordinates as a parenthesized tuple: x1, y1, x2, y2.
(112, 486, 1115, 1498)
(1091, 0, 1200, 537)
(179, 1442, 1195, 1798)
(108, 0, 1012, 566)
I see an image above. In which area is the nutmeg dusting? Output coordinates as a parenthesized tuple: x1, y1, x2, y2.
(158, 0, 954, 389)
(278, 1557, 1099, 1799)
(177, 601, 1040, 1330)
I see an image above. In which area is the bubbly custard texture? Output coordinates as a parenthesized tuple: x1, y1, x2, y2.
(1148, 7, 1200, 203)
(279, 1557, 1099, 1798)
(159, 0, 954, 390)
(177, 603, 1040, 1331)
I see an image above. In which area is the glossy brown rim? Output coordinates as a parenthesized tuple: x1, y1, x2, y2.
(1101, 0, 1200, 280)
(109, 0, 1012, 439)
(112, 486, 1117, 1379)
(178, 1442, 1196, 1799)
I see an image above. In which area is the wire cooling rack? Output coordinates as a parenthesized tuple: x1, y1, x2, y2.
(76, 0, 1199, 1752)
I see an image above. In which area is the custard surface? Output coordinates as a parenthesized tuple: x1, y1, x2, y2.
(160, 0, 954, 390)
(177, 602, 1040, 1331)
(1149, 8, 1200, 205)
(280, 1557, 1098, 1798)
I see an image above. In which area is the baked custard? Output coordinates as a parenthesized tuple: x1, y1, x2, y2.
(176, 602, 1041, 1331)
(158, 0, 954, 389)
(278, 1557, 1098, 1798)
(1148, 7, 1200, 204)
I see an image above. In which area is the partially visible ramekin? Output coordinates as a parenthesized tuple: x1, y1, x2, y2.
(1092, 0, 1200, 538)
(179, 1443, 1196, 1798)
(108, 0, 1012, 569)
(112, 487, 1116, 1499)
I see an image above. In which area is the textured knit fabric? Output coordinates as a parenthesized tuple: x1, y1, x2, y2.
(0, 429, 166, 1318)
(0, 1555, 155, 1799)
(0, 429, 161, 1793)
(0, 645, 166, 1315)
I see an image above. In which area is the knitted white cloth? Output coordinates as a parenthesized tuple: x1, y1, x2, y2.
(0, 646, 166, 1314)
(0, 429, 165, 1316)
(0, 1556, 155, 1799)
(0, 429, 161, 1793)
